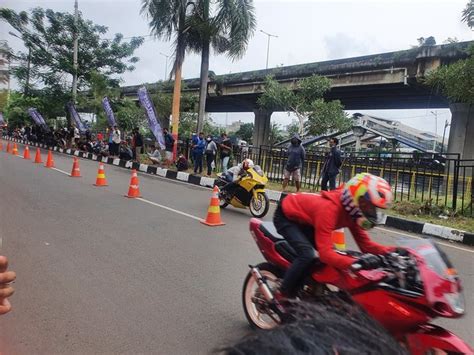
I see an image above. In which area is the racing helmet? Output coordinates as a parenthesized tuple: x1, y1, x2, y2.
(341, 173, 393, 230)
(242, 159, 254, 171)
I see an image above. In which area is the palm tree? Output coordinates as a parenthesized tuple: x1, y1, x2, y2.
(462, 0, 473, 29)
(185, 0, 256, 133)
(141, 0, 192, 159)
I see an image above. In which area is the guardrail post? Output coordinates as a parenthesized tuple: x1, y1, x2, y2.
(452, 157, 460, 211)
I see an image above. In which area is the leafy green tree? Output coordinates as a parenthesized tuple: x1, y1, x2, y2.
(185, 0, 256, 133)
(0, 7, 143, 94)
(269, 122, 285, 145)
(258, 75, 351, 136)
(425, 45, 474, 104)
(286, 120, 300, 138)
(235, 122, 254, 143)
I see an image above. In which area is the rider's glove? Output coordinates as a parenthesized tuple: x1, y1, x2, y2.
(355, 254, 382, 270)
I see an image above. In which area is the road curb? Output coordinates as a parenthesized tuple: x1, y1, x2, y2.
(3, 136, 473, 246)
(385, 215, 474, 246)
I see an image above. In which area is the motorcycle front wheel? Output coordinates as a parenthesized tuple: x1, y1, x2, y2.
(242, 262, 283, 330)
(249, 192, 270, 218)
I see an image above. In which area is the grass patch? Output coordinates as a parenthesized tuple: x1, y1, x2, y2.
(390, 200, 474, 232)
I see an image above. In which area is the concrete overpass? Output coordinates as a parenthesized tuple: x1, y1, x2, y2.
(121, 41, 473, 158)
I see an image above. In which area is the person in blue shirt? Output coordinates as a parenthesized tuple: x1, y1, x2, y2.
(192, 132, 206, 174)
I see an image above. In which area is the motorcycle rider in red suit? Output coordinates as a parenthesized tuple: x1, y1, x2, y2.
(273, 173, 397, 300)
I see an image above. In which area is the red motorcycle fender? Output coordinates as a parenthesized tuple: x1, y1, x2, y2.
(405, 324, 473, 355)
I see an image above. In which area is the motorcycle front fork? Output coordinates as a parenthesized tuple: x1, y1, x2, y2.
(249, 265, 286, 316)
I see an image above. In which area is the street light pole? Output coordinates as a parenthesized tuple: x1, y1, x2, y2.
(71, 0, 79, 104)
(430, 111, 438, 152)
(441, 120, 450, 154)
(160, 52, 170, 80)
(260, 30, 278, 69)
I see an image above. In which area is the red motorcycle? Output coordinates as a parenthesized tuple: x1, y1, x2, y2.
(242, 218, 473, 354)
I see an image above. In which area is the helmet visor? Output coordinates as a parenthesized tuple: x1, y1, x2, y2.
(359, 197, 385, 225)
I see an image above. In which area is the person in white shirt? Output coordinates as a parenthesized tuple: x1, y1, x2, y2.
(74, 126, 80, 147)
(111, 126, 121, 157)
(147, 145, 162, 165)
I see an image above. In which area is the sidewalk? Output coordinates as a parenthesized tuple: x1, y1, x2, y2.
(4, 136, 473, 247)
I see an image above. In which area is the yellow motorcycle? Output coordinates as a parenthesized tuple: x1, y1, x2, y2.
(216, 166, 270, 218)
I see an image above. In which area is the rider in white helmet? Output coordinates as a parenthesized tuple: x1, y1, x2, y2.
(221, 158, 254, 195)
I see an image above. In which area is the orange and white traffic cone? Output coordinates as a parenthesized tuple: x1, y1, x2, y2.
(70, 157, 81, 177)
(33, 148, 43, 163)
(11, 143, 18, 155)
(201, 186, 225, 226)
(332, 228, 346, 251)
(23, 145, 31, 160)
(44, 150, 55, 168)
(6, 142, 11, 153)
(125, 169, 142, 198)
(94, 163, 108, 186)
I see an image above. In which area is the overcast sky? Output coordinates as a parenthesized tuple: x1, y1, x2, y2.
(2, 0, 473, 135)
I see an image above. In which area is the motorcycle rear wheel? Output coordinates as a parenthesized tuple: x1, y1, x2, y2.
(242, 262, 283, 330)
(249, 192, 269, 218)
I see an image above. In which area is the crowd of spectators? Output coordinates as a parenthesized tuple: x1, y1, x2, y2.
(2, 124, 250, 176)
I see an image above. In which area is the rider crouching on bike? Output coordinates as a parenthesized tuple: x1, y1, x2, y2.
(274, 173, 396, 301)
(221, 159, 254, 197)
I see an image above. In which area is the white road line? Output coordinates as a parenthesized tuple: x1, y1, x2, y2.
(137, 197, 203, 222)
(51, 167, 70, 176)
(375, 226, 474, 253)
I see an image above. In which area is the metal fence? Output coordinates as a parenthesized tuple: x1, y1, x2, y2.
(225, 145, 473, 216)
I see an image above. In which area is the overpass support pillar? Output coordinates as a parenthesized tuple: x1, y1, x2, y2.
(448, 103, 474, 159)
(252, 109, 272, 147)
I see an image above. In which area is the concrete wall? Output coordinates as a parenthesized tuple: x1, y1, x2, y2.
(448, 103, 474, 159)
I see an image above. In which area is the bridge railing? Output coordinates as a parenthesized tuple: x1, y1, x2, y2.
(232, 145, 473, 217)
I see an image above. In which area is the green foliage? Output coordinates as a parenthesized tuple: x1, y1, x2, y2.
(425, 45, 474, 104)
(0, 7, 143, 93)
(3, 91, 41, 128)
(269, 122, 285, 145)
(462, 0, 473, 28)
(235, 122, 254, 143)
(258, 75, 350, 137)
(286, 120, 300, 138)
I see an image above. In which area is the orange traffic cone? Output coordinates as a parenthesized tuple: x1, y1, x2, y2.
(11, 143, 18, 155)
(33, 148, 43, 163)
(45, 150, 55, 168)
(70, 157, 82, 177)
(201, 186, 225, 226)
(6, 142, 11, 153)
(94, 163, 108, 186)
(332, 228, 346, 251)
(23, 145, 31, 160)
(125, 169, 142, 198)
(0, 141, 3, 152)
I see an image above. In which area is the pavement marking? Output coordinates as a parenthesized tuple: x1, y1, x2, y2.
(51, 167, 70, 176)
(375, 226, 474, 253)
(136, 197, 203, 222)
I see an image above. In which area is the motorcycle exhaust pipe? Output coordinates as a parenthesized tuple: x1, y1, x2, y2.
(249, 265, 275, 302)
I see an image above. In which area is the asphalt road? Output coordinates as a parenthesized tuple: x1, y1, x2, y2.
(0, 141, 473, 354)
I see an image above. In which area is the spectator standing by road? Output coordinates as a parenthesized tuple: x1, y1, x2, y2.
(192, 132, 206, 174)
(132, 127, 143, 163)
(163, 127, 175, 165)
(73, 125, 80, 147)
(111, 126, 121, 158)
(205, 135, 218, 176)
(219, 133, 232, 173)
(320, 137, 342, 191)
(282, 134, 306, 193)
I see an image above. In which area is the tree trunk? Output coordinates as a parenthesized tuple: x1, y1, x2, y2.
(171, 65, 182, 160)
(196, 41, 210, 134)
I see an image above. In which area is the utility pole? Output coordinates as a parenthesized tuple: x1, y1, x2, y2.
(71, 0, 79, 104)
(441, 120, 450, 154)
(430, 111, 438, 152)
(260, 30, 278, 70)
(159, 52, 170, 80)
